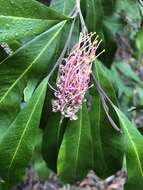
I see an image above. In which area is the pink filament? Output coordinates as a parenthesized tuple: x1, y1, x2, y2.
(52, 33, 98, 120)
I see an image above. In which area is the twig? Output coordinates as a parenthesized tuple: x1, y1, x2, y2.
(76, 0, 88, 34)
(91, 73, 122, 133)
(47, 18, 76, 81)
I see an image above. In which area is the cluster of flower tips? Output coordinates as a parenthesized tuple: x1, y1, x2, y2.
(52, 32, 101, 120)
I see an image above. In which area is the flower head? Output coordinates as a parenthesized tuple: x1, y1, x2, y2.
(52, 33, 99, 120)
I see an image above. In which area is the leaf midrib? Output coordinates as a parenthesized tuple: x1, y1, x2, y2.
(122, 120, 143, 178)
(0, 22, 65, 105)
(7, 80, 47, 180)
(0, 15, 57, 21)
(63, 1, 66, 14)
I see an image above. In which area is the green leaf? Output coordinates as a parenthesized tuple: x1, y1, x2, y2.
(33, 130, 50, 181)
(90, 61, 123, 177)
(111, 65, 132, 98)
(42, 112, 65, 172)
(50, 0, 75, 16)
(42, 19, 78, 172)
(136, 30, 143, 57)
(41, 88, 67, 172)
(115, 62, 143, 86)
(113, 105, 143, 189)
(0, 0, 69, 42)
(70, 19, 80, 47)
(0, 0, 67, 20)
(115, 0, 141, 39)
(115, 0, 141, 22)
(111, 65, 133, 115)
(85, 0, 103, 33)
(57, 103, 93, 183)
(85, 0, 118, 65)
(42, 109, 63, 172)
(0, 77, 48, 188)
(0, 21, 66, 138)
(23, 18, 75, 103)
(34, 159, 50, 180)
(23, 79, 39, 102)
(0, 16, 58, 43)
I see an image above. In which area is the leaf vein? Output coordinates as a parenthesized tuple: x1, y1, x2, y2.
(0, 23, 64, 104)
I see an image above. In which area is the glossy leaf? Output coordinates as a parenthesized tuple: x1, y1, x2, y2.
(50, 0, 75, 16)
(85, 0, 103, 33)
(0, 16, 58, 43)
(57, 103, 93, 183)
(0, 0, 69, 42)
(0, 77, 48, 188)
(0, 0, 67, 20)
(90, 61, 123, 177)
(0, 21, 66, 138)
(113, 105, 143, 189)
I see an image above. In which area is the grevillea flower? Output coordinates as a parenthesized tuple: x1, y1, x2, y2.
(52, 33, 100, 120)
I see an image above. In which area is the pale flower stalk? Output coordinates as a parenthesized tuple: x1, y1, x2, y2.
(52, 33, 100, 120)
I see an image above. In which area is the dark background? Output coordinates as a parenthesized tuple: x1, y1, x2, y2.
(38, 0, 51, 5)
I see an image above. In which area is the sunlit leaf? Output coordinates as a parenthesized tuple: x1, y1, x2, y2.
(0, 0, 67, 20)
(0, 16, 58, 43)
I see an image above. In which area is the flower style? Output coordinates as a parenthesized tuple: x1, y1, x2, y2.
(52, 33, 99, 120)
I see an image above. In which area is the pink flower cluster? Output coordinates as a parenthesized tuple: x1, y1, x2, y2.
(52, 33, 98, 120)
